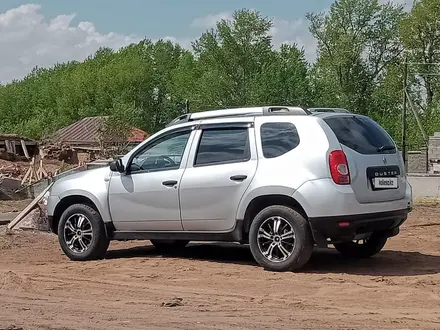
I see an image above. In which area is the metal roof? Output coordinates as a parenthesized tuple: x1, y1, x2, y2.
(50, 116, 148, 145)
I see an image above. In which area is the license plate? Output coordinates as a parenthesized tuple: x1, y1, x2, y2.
(373, 177, 398, 189)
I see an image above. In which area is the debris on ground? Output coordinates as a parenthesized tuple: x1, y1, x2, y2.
(162, 297, 184, 307)
(0, 325, 24, 330)
(41, 143, 80, 164)
(17, 206, 49, 232)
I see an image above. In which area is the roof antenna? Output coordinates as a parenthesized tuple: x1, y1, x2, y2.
(185, 99, 190, 114)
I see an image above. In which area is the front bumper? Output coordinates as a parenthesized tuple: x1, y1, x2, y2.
(309, 207, 411, 247)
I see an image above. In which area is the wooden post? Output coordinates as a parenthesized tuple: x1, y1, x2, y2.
(5, 140, 12, 153)
(20, 140, 30, 159)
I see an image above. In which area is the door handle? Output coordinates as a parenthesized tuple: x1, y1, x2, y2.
(230, 175, 247, 182)
(162, 180, 178, 187)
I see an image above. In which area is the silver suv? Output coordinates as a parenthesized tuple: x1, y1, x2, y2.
(46, 106, 412, 272)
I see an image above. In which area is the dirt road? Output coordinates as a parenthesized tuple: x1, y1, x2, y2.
(1, 206, 440, 330)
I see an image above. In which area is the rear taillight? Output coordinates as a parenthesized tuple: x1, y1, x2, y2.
(329, 150, 350, 185)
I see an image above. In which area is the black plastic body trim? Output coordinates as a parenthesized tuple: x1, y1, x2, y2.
(366, 165, 400, 178)
(107, 220, 244, 242)
(309, 208, 411, 247)
(48, 215, 55, 233)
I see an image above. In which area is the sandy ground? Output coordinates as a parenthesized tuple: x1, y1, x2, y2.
(0, 206, 439, 330)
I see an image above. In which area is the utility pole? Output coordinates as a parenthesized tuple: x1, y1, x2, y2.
(402, 57, 408, 171)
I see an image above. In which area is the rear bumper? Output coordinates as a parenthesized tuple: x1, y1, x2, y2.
(309, 207, 411, 247)
(292, 179, 412, 218)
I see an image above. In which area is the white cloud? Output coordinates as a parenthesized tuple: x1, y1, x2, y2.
(190, 12, 233, 29)
(0, 4, 140, 84)
(270, 18, 317, 62)
(0, 2, 415, 83)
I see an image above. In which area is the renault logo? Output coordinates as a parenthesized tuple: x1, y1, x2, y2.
(382, 156, 387, 165)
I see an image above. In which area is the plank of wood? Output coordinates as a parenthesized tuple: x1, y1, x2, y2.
(21, 166, 32, 185)
(20, 139, 30, 159)
(5, 140, 12, 153)
(7, 183, 53, 230)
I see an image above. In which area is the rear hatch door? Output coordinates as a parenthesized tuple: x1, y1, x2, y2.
(323, 114, 406, 204)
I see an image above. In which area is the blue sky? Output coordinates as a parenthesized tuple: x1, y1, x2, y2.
(0, 0, 334, 39)
(0, 0, 409, 83)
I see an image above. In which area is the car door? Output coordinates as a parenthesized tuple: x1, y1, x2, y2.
(108, 127, 195, 231)
(179, 121, 258, 232)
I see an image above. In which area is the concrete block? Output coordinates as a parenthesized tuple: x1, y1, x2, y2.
(408, 175, 440, 199)
(407, 151, 427, 173)
(0, 178, 21, 190)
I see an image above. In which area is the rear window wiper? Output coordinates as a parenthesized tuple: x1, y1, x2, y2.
(377, 145, 396, 152)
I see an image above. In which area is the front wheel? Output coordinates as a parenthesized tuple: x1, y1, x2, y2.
(249, 205, 314, 272)
(333, 233, 388, 258)
(58, 204, 110, 261)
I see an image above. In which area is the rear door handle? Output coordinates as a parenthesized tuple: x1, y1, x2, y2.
(162, 180, 178, 187)
(230, 175, 247, 182)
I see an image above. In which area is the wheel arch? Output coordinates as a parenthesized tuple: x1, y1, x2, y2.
(241, 194, 308, 238)
(51, 195, 100, 234)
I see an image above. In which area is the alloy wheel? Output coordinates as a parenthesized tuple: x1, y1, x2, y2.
(257, 216, 296, 262)
(63, 213, 94, 253)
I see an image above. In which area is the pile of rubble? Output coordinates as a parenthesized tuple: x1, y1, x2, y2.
(40, 144, 79, 164)
(0, 160, 28, 180)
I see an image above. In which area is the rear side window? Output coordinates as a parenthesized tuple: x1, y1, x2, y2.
(261, 122, 300, 158)
(324, 116, 396, 154)
(194, 128, 250, 166)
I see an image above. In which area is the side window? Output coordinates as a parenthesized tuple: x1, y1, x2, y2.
(194, 128, 250, 166)
(129, 130, 191, 173)
(260, 122, 300, 158)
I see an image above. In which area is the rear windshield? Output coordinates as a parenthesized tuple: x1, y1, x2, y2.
(324, 116, 396, 155)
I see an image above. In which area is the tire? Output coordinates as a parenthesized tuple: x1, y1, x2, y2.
(57, 204, 110, 261)
(249, 205, 314, 272)
(150, 239, 189, 251)
(333, 233, 387, 258)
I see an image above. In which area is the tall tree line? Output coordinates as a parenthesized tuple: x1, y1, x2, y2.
(0, 0, 439, 151)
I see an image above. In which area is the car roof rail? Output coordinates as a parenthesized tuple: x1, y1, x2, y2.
(166, 105, 311, 127)
(308, 107, 351, 113)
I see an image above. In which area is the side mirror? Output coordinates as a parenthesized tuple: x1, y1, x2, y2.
(109, 159, 125, 173)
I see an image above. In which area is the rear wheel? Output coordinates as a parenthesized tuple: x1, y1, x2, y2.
(249, 205, 314, 272)
(334, 233, 387, 258)
(150, 239, 189, 251)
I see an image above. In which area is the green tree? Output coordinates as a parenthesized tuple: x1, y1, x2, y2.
(192, 9, 274, 109)
(400, 0, 440, 107)
(307, 0, 405, 115)
(251, 45, 311, 106)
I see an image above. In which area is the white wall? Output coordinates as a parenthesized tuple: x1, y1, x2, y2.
(408, 174, 440, 199)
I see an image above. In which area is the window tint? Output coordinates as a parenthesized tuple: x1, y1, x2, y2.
(324, 116, 396, 154)
(195, 128, 250, 166)
(261, 122, 300, 158)
(130, 131, 191, 172)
